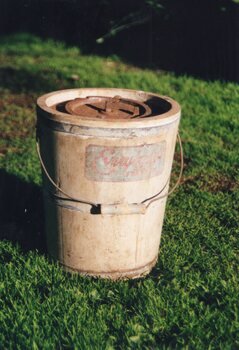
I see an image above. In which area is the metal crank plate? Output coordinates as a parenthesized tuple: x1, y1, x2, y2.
(65, 95, 152, 120)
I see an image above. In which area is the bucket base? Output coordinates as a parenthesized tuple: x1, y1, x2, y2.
(58, 256, 158, 280)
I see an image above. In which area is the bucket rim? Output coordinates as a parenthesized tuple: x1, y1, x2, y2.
(37, 88, 181, 128)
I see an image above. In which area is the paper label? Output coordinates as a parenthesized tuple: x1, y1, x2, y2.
(85, 142, 166, 182)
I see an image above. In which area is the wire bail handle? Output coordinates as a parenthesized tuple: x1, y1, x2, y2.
(36, 132, 183, 212)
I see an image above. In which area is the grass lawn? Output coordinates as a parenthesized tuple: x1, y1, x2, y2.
(0, 33, 238, 349)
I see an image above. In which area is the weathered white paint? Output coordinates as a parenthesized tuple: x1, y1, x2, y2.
(37, 88, 181, 279)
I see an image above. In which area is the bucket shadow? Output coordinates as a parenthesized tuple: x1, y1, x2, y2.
(0, 169, 46, 253)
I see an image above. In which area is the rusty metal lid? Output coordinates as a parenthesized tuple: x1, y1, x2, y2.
(64, 95, 152, 120)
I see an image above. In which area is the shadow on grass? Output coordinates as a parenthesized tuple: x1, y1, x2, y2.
(1, 0, 238, 83)
(0, 169, 46, 253)
(0, 67, 64, 93)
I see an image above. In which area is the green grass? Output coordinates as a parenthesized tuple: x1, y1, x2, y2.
(0, 32, 238, 349)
